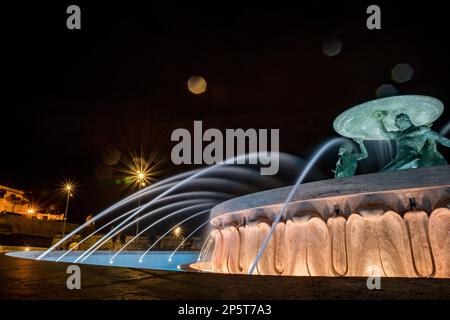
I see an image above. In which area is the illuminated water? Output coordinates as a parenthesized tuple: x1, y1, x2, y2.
(248, 137, 347, 274)
(38, 153, 301, 262)
(8, 251, 199, 272)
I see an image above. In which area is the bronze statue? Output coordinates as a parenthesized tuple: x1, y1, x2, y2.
(374, 111, 450, 171)
(333, 138, 368, 178)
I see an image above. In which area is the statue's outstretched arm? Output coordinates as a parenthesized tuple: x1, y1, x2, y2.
(373, 111, 395, 139)
(354, 139, 368, 160)
(426, 130, 450, 147)
(436, 134, 450, 148)
(377, 120, 396, 140)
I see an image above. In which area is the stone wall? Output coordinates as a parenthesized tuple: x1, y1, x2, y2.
(0, 214, 78, 238)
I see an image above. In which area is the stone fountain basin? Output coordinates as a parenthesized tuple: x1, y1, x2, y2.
(210, 165, 450, 224)
(207, 166, 450, 278)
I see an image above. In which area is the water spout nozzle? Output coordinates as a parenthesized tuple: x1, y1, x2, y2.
(333, 204, 340, 216)
(409, 197, 417, 211)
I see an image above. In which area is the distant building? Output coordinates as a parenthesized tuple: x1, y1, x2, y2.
(0, 184, 64, 220)
(0, 185, 28, 213)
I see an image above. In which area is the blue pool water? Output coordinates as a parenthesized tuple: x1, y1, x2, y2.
(6, 251, 199, 271)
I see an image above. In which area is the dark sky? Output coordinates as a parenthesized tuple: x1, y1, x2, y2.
(1, 2, 449, 222)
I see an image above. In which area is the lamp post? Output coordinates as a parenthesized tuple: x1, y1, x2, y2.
(173, 226, 184, 249)
(61, 184, 72, 238)
(135, 171, 146, 235)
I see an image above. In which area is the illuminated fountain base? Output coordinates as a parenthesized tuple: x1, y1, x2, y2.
(196, 166, 450, 277)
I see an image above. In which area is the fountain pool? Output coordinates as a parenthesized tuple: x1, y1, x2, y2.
(6, 251, 200, 272)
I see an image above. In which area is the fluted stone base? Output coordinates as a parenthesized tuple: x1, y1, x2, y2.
(200, 166, 450, 277)
(204, 208, 449, 277)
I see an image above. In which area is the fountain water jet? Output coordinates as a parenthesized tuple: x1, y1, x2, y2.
(197, 234, 213, 263)
(248, 138, 347, 274)
(168, 220, 211, 262)
(57, 191, 227, 261)
(77, 199, 216, 263)
(39, 153, 303, 261)
(36, 170, 197, 260)
(440, 121, 450, 137)
(79, 177, 260, 262)
(139, 210, 212, 262)
(56, 207, 139, 261)
(109, 203, 214, 263)
(76, 153, 295, 262)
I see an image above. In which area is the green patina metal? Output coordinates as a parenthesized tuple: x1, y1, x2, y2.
(333, 95, 450, 175)
(333, 138, 367, 178)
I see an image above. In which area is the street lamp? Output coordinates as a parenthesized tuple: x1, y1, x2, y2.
(134, 170, 147, 235)
(173, 226, 182, 238)
(172, 226, 184, 250)
(116, 151, 164, 236)
(61, 183, 74, 239)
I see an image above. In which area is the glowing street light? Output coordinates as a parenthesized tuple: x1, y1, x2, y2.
(26, 202, 40, 217)
(173, 226, 183, 239)
(133, 169, 149, 235)
(173, 226, 181, 237)
(115, 149, 166, 235)
(116, 148, 165, 192)
(61, 181, 76, 239)
(137, 171, 145, 181)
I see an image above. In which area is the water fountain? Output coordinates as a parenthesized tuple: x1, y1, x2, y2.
(9, 95, 450, 279)
(12, 154, 305, 270)
(193, 95, 450, 278)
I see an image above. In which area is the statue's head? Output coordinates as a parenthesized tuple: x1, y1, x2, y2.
(338, 143, 353, 156)
(394, 113, 413, 130)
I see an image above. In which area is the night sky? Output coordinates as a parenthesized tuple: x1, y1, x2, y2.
(2, 2, 449, 223)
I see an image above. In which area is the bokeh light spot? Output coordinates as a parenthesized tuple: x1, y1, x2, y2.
(123, 176, 133, 184)
(376, 84, 398, 98)
(187, 76, 207, 94)
(322, 37, 342, 57)
(102, 148, 121, 166)
(391, 63, 414, 83)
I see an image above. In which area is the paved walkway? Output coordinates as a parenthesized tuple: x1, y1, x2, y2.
(1, 252, 449, 299)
